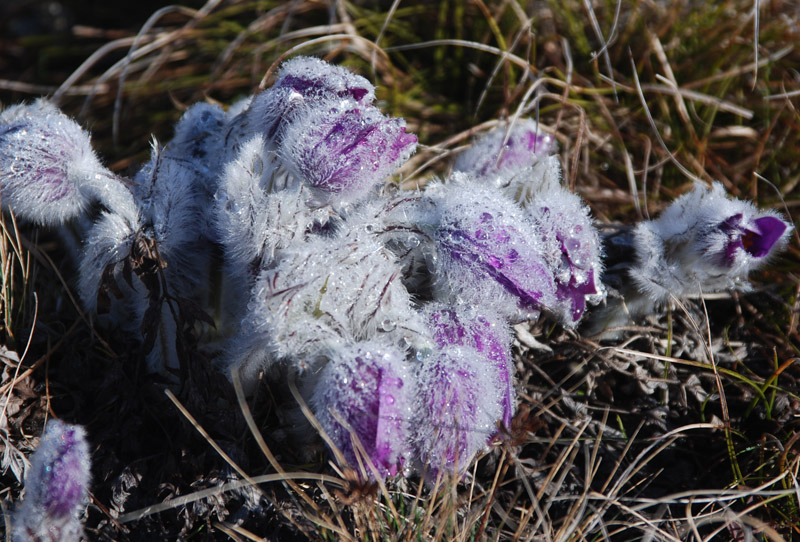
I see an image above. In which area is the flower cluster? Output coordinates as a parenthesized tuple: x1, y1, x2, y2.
(0, 57, 791, 481)
(11, 421, 91, 542)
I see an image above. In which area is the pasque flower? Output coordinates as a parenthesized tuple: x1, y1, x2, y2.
(280, 98, 417, 203)
(630, 182, 791, 303)
(311, 342, 414, 478)
(426, 304, 515, 429)
(412, 344, 507, 478)
(454, 118, 556, 180)
(526, 185, 604, 325)
(0, 99, 138, 226)
(430, 175, 557, 320)
(12, 421, 91, 542)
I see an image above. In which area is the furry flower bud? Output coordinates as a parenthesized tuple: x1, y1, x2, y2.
(311, 342, 414, 477)
(630, 182, 792, 304)
(426, 305, 515, 429)
(527, 185, 604, 325)
(0, 100, 137, 226)
(454, 118, 556, 180)
(412, 344, 507, 478)
(280, 98, 417, 203)
(430, 175, 557, 320)
(12, 421, 90, 542)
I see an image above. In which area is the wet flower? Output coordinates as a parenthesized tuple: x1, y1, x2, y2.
(12, 421, 90, 542)
(426, 304, 515, 429)
(311, 342, 414, 478)
(630, 182, 792, 304)
(526, 185, 604, 325)
(280, 98, 417, 203)
(430, 175, 557, 319)
(0, 100, 138, 226)
(412, 344, 506, 478)
(454, 118, 556, 179)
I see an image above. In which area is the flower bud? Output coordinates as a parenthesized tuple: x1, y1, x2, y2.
(311, 342, 413, 477)
(280, 98, 417, 204)
(526, 185, 604, 325)
(454, 118, 556, 180)
(13, 421, 90, 542)
(0, 99, 137, 226)
(412, 345, 506, 478)
(431, 175, 557, 319)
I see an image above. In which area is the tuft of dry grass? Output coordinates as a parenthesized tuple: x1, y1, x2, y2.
(1, 0, 799, 540)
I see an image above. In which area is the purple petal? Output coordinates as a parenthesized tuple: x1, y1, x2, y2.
(745, 216, 788, 258)
(281, 100, 417, 201)
(312, 344, 412, 478)
(428, 307, 515, 429)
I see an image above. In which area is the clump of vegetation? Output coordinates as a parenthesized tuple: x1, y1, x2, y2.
(1, 0, 798, 540)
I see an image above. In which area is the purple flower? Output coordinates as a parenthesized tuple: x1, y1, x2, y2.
(433, 179, 557, 318)
(427, 305, 515, 429)
(526, 187, 604, 326)
(280, 98, 417, 202)
(454, 119, 556, 179)
(412, 344, 506, 477)
(311, 343, 413, 478)
(627, 182, 793, 306)
(233, 56, 376, 147)
(0, 100, 102, 225)
(716, 213, 788, 266)
(13, 421, 90, 542)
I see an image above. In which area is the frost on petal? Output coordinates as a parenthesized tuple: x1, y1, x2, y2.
(0, 100, 138, 226)
(225, 57, 376, 153)
(280, 98, 417, 204)
(426, 304, 515, 429)
(12, 421, 90, 542)
(526, 185, 604, 325)
(311, 342, 413, 478)
(412, 345, 506, 477)
(430, 175, 556, 319)
(237, 227, 427, 372)
(274, 56, 375, 105)
(454, 118, 556, 189)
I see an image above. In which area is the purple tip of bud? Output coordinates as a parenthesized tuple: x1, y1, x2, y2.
(526, 188, 604, 326)
(454, 119, 556, 179)
(31, 420, 91, 519)
(440, 210, 555, 310)
(428, 306, 515, 429)
(312, 344, 412, 478)
(281, 100, 417, 201)
(719, 213, 788, 264)
(275, 57, 375, 105)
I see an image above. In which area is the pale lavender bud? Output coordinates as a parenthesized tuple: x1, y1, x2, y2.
(454, 119, 556, 179)
(280, 98, 417, 203)
(311, 342, 414, 477)
(427, 305, 515, 429)
(526, 186, 604, 325)
(412, 344, 506, 477)
(13, 421, 90, 542)
(431, 175, 557, 319)
(0, 99, 138, 226)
